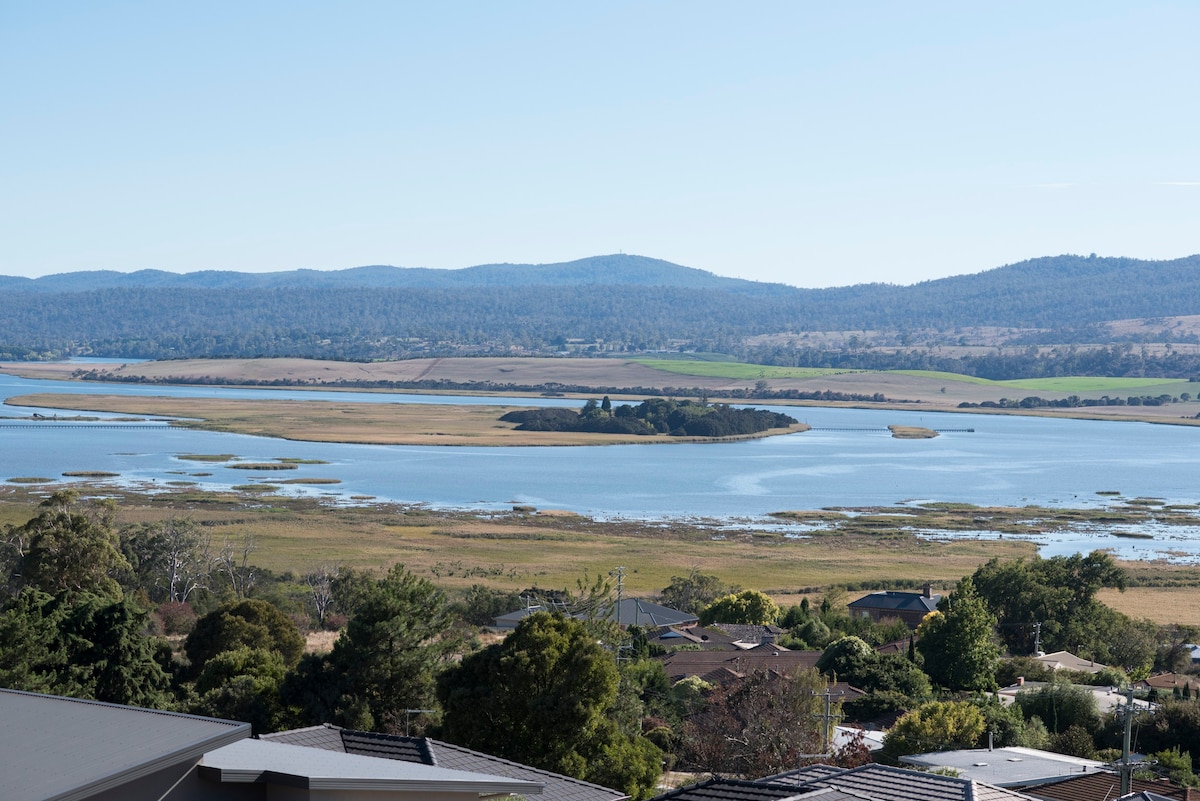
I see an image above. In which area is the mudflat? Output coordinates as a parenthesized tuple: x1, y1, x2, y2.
(4, 393, 806, 446)
(7, 357, 1200, 425)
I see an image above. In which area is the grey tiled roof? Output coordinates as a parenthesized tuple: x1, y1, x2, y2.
(651, 779, 823, 801)
(264, 724, 628, 801)
(806, 764, 1040, 801)
(659, 649, 822, 682)
(1026, 772, 1188, 801)
(759, 765, 851, 784)
(496, 599, 698, 629)
(848, 591, 940, 613)
(756, 764, 1040, 801)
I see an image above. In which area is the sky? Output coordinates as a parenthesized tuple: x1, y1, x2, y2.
(2, 2, 1197, 288)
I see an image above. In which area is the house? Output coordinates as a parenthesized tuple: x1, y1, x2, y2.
(199, 738, 544, 800)
(1, 688, 249, 801)
(1024, 772, 1194, 801)
(995, 681, 1149, 715)
(659, 648, 823, 684)
(648, 625, 740, 650)
(898, 746, 1106, 787)
(494, 598, 698, 630)
(649, 778, 866, 801)
(263, 724, 627, 801)
(758, 763, 1042, 801)
(0, 689, 544, 801)
(846, 584, 940, 629)
(1132, 672, 1200, 698)
(1032, 651, 1108, 675)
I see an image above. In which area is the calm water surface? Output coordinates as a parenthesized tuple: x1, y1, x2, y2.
(3, 373, 1199, 561)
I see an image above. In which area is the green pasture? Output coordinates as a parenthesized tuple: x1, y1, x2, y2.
(642, 362, 1192, 394)
(631, 358, 856, 380)
(995, 376, 1188, 392)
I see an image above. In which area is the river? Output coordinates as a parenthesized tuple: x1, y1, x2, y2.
(2, 372, 1199, 562)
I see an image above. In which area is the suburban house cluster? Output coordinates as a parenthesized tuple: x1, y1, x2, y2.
(4, 585, 1193, 801)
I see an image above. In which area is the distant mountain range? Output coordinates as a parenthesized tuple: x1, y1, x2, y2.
(3, 253, 1200, 378)
(0, 255, 769, 293)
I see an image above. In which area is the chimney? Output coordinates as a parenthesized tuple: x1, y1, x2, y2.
(1017, 676, 1025, 686)
(922, 583, 933, 599)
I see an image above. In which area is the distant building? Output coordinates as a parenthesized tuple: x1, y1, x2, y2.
(1031, 650, 1108, 674)
(494, 598, 698, 630)
(847, 584, 940, 629)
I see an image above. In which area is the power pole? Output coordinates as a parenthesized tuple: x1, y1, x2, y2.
(1113, 685, 1144, 795)
(609, 566, 631, 663)
(812, 687, 845, 755)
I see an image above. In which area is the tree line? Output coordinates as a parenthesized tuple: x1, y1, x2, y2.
(500, 397, 797, 437)
(2, 493, 1198, 789)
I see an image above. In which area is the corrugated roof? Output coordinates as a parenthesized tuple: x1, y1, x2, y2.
(0, 689, 250, 801)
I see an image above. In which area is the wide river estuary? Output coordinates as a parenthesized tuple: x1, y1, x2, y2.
(2, 372, 1200, 562)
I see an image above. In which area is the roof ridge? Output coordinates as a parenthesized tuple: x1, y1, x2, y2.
(427, 738, 627, 794)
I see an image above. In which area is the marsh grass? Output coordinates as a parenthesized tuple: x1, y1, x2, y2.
(62, 471, 119, 477)
(0, 483, 1196, 623)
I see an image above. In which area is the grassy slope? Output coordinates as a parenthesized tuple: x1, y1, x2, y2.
(640, 362, 1191, 394)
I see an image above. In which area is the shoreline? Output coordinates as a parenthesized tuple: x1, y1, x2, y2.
(3, 393, 808, 447)
(5, 358, 1200, 428)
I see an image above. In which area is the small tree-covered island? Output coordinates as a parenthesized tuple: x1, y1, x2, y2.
(500, 397, 799, 438)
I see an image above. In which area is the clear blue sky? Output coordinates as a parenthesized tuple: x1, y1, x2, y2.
(2, 2, 1197, 287)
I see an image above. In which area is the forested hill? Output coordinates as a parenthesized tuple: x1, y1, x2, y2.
(3, 253, 1200, 365)
(0, 255, 777, 294)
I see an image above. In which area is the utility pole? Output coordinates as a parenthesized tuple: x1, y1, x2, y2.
(1113, 685, 1143, 795)
(812, 687, 845, 755)
(610, 566, 625, 627)
(609, 566, 631, 663)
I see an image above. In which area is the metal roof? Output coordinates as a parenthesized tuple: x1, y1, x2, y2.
(0, 688, 250, 801)
(264, 724, 628, 801)
(201, 738, 545, 794)
(900, 747, 1105, 787)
